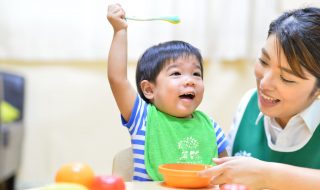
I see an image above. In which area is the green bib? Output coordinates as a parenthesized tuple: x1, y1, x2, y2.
(233, 90, 320, 169)
(145, 104, 218, 181)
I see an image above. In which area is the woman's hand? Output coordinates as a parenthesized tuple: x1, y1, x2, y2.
(199, 157, 268, 190)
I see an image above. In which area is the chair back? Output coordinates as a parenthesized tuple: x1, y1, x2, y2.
(112, 147, 134, 181)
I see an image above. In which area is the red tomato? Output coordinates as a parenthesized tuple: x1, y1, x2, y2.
(55, 162, 95, 188)
(221, 184, 250, 190)
(90, 176, 125, 190)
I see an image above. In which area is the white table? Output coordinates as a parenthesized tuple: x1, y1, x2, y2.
(125, 182, 220, 190)
(25, 181, 220, 190)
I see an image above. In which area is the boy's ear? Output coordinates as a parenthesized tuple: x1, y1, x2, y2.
(140, 80, 155, 100)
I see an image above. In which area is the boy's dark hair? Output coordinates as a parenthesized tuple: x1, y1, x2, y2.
(135, 40, 203, 103)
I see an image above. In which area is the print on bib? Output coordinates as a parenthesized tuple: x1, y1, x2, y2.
(178, 136, 202, 163)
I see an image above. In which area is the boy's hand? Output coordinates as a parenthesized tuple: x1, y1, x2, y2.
(107, 4, 128, 32)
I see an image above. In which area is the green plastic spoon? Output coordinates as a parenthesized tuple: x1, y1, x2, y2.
(125, 16, 180, 24)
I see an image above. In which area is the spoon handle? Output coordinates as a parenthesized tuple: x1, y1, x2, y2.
(125, 16, 180, 24)
(126, 16, 160, 21)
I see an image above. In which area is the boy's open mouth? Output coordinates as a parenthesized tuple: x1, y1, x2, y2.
(179, 93, 195, 99)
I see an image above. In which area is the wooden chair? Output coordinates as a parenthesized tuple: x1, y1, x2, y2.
(112, 147, 134, 181)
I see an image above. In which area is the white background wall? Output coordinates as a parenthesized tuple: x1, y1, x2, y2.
(0, 0, 319, 189)
(0, 0, 282, 60)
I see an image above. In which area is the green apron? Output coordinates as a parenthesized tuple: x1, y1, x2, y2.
(233, 91, 320, 168)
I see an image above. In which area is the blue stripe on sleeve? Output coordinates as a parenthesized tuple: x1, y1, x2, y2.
(218, 138, 228, 154)
(133, 176, 152, 181)
(131, 139, 145, 145)
(136, 104, 148, 135)
(134, 167, 147, 174)
(216, 135, 224, 145)
(121, 95, 140, 133)
(216, 127, 222, 135)
(133, 148, 144, 155)
(136, 130, 145, 136)
(213, 121, 217, 129)
(134, 158, 145, 164)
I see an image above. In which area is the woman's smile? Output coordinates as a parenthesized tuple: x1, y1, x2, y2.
(258, 90, 280, 107)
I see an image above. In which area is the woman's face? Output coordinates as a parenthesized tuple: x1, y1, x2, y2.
(254, 34, 319, 126)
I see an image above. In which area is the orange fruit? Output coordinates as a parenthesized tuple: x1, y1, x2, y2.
(55, 162, 95, 188)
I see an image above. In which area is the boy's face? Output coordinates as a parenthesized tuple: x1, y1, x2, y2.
(147, 55, 204, 118)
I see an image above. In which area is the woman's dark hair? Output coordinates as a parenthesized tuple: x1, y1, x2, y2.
(268, 7, 320, 88)
(136, 40, 203, 103)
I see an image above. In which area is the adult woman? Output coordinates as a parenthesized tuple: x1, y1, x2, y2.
(200, 7, 320, 190)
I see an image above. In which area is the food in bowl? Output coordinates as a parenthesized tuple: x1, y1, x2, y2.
(158, 163, 212, 188)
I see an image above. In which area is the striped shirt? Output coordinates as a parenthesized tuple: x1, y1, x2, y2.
(121, 95, 228, 181)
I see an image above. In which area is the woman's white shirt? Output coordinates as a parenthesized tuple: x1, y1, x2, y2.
(227, 89, 320, 155)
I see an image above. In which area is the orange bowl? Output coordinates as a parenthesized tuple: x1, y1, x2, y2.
(158, 163, 211, 188)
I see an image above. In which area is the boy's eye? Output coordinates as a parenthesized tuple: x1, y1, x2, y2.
(280, 75, 295, 84)
(170, 72, 181, 76)
(193, 72, 202, 77)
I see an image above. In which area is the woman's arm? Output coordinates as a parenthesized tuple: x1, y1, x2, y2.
(199, 156, 320, 190)
(266, 162, 320, 190)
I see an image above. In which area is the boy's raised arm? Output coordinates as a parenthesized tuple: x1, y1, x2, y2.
(107, 4, 137, 121)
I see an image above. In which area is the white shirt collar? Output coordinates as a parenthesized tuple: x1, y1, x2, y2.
(255, 112, 264, 125)
(255, 99, 320, 152)
(255, 99, 320, 131)
(300, 99, 320, 133)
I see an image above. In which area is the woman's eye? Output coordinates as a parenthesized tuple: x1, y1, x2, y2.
(280, 75, 295, 83)
(258, 58, 268, 66)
